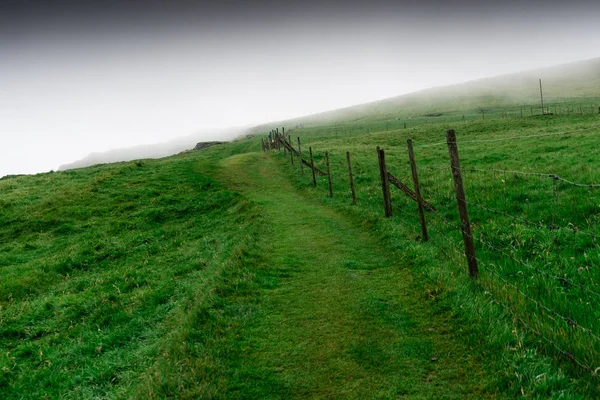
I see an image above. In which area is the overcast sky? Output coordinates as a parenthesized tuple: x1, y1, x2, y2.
(1, 0, 599, 177)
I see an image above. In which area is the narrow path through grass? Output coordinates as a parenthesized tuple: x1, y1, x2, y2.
(216, 152, 491, 399)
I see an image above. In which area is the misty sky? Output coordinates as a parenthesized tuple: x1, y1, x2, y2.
(1, 0, 599, 177)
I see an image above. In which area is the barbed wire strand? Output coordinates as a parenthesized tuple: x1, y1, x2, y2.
(465, 200, 597, 239)
(428, 209, 599, 374)
(469, 224, 600, 300)
(481, 262, 598, 376)
(428, 208, 600, 341)
(458, 167, 600, 188)
(413, 124, 600, 148)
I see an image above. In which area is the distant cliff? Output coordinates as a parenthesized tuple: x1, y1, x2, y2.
(59, 127, 246, 171)
(193, 141, 226, 151)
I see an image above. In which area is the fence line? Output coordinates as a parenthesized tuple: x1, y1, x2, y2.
(262, 126, 600, 378)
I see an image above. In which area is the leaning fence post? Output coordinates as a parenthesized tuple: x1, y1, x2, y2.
(446, 129, 478, 278)
(309, 146, 317, 187)
(407, 139, 428, 241)
(346, 151, 356, 205)
(377, 147, 393, 217)
(297, 137, 304, 175)
(325, 151, 333, 197)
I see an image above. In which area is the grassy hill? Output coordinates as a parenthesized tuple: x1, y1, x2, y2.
(2, 58, 600, 398)
(251, 57, 600, 130)
(0, 141, 266, 398)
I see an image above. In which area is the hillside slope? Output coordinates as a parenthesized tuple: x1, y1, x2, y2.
(0, 148, 264, 398)
(251, 57, 600, 129)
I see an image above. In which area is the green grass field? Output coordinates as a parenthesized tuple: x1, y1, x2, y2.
(2, 59, 600, 398)
(0, 149, 267, 398)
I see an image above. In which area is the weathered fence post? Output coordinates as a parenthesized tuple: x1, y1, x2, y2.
(377, 147, 393, 217)
(288, 135, 294, 166)
(407, 139, 428, 241)
(446, 129, 478, 278)
(276, 128, 281, 152)
(346, 151, 356, 205)
(309, 146, 317, 187)
(325, 151, 333, 197)
(297, 137, 304, 175)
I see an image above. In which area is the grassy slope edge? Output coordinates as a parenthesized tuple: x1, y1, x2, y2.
(0, 146, 265, 398)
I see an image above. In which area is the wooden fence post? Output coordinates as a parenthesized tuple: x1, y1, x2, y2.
(346, 151, 356, 205)
(297, 137, 304, 175)
(325, 151, 333, 197)
(288, 135, 294, 166)
(276, 129, 281, 152)
(446, 129, 478, 278)
(407, 139, 428, 241)
(309, 146, 317, 187)
(377, 147, 393, 217)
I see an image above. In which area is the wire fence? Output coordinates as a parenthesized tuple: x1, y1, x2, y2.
(263, 124, 600, 378)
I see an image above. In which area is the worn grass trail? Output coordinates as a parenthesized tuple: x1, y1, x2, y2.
(216, 153, 490, 399)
